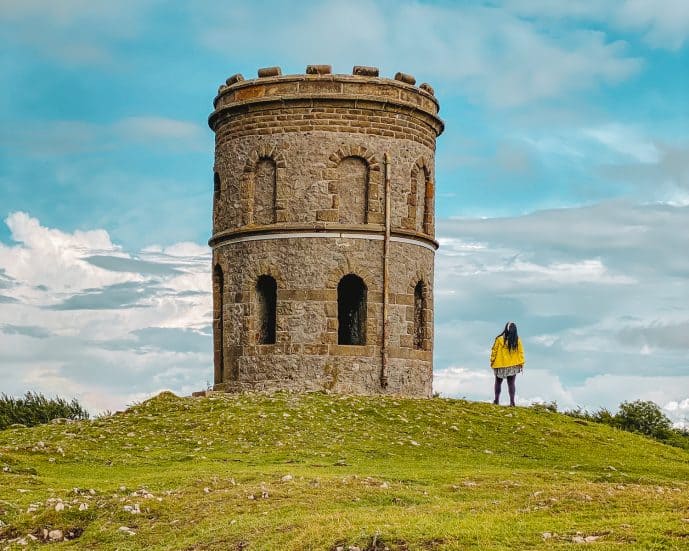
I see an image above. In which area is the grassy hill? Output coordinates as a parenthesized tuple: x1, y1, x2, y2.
(1, 392, 688, 550)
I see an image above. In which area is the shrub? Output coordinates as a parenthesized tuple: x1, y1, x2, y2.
(0, 392, 89, 430)
(567, 406, 617, 425)
(530, 401, 558, 413)
(564, 400, 689, 449)
(615, 400, 672, 439)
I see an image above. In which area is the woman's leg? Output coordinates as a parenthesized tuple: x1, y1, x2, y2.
(507, 375, 516, 406)
(493, 375, 503, 404)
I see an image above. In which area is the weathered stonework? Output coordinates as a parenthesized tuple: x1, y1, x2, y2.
(209, 66, 444, 397)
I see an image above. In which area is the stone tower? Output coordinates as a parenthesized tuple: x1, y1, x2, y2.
(208, 65, 443, 397)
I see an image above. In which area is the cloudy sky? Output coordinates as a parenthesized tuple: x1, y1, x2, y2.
(1, 1, 688, 425)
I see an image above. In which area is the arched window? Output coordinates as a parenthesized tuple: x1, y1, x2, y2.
(410, 160, 433, 234)
(423, 177, 433, 235)
(415, 168, 426, 232)
(256, 275, 277, 344)
(254, 158, 276, 225)
(413, 280, 426, 350)
(338, 157, 369, 224)
(338, 274, 367, 345)
(213, 172, 222, 229)
(213, 264, 224, 383)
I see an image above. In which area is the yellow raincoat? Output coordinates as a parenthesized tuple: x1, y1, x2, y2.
(490, 336, 525, 369)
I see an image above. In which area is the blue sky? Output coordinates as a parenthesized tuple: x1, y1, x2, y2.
(1, 0, 688, 423)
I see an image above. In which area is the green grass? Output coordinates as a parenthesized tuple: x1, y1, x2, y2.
(1, 391, 688, 549)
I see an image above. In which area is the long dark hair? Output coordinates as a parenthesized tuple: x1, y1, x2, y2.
(497, 322, 519, 352)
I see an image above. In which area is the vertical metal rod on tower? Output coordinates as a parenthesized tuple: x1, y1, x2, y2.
(381, 152, 391, 389)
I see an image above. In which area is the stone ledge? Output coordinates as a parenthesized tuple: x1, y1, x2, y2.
(209, 223, 439, 250)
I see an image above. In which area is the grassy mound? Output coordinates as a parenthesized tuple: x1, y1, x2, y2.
(1, 392, 688, 550)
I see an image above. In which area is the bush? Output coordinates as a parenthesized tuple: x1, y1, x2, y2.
(0, 392, 89, 430)
(615, 400, 672, 439)
(567, 406, 616, 425)
(530, 401, 558, 413)
(564, 400, 689, 449)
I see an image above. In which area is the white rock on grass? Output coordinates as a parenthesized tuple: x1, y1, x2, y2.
(48, 530, 63, 541)
(54, 502, 65, 512)
(131, 489, 155, 499)
(281, 474, 293, 482)
(79, 503, 89, 511)
(118, 526, 136, 536)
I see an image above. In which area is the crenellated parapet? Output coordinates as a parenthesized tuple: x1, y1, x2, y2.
(209, 66, 444, 148)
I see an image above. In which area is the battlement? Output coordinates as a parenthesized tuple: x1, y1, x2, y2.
(209, 65, 443, 134)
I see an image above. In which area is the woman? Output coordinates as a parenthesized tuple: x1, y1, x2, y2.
(490, 321, 524, 406)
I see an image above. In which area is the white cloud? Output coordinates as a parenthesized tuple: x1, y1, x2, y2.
(0, 212, 131, 301)
(616, 0, 689, 50)
(0, 0, 157, 65)
(199, 0, 641, 107)
(583, 124, 660, 163)
(433, 366, 493, 397)
(113, 117, 206, 150)
(0, 118, 208, 158)
(508, 258, 636, 285)
(664, 398, 689, 429)
(599, 142, 689, 201)
(504, 0, 689, 50)
(0, 212, 211, 413)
